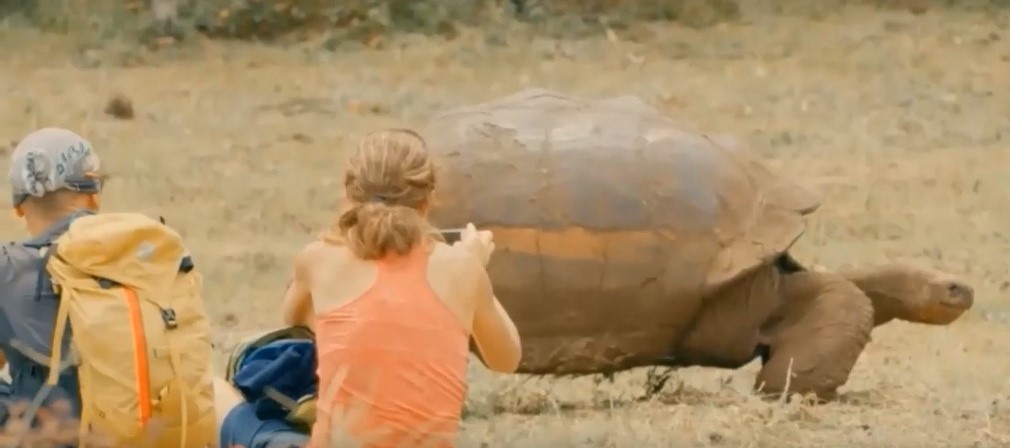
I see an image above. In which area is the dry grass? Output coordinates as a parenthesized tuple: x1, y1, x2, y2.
(1, 2, 1010, 447)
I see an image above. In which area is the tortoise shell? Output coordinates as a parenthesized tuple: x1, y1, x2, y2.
(421, 88, 822, 373)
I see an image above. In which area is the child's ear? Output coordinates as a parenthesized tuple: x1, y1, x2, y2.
(13, 206, 24, 218)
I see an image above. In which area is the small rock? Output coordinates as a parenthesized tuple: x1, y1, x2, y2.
(346, 100, 389, 116)
(220, 313, 239, 327)
(882, 20, 908, 33)
(485, 32, 507, 47)
(104, 95, 135, 120)
(907, 2, 928, 15)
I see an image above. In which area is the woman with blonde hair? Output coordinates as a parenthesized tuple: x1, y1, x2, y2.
(279, 128, 522, 447)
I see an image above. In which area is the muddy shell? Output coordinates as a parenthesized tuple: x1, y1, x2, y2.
(421, 88, 823, 374)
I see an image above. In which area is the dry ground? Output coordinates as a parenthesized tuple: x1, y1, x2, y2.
(1, 4, 1010, 447)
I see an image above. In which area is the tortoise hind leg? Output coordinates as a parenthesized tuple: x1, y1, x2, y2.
(756, 271, 874, 401)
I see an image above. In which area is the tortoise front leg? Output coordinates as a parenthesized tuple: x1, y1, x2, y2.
(756, 271, 874, 401)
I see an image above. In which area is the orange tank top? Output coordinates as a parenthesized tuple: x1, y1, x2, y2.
(308, 245, 470, 448)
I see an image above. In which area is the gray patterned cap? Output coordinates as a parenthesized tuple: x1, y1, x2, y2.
(8, 127, 102, 206)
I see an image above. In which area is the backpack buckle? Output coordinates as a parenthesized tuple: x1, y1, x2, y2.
(161, 308, 178, 330)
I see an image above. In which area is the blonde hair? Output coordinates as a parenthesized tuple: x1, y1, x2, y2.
(326, 129, 436, 260)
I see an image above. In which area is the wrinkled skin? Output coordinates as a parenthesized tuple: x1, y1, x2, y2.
(608, 255, 973, 400)
(756, 257, 973, 400)
(421, 88, 974, 400)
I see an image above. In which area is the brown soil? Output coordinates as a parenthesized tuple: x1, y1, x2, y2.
(1, 3, 1009, 447)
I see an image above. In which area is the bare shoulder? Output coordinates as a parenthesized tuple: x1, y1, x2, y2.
(294, 240, 353, 270)
(297, 239, 330, 257)
(429, 241, 485, 278)
(427, 242, 490, 317)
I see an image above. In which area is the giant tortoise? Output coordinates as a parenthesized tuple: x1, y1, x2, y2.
(420, 88, 974, 400)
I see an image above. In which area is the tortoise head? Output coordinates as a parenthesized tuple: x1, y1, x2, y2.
(841, 262, 974, 326)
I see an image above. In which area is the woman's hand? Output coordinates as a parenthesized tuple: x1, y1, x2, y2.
(454, 223, 495, 266)
(281, 242, 318, 328)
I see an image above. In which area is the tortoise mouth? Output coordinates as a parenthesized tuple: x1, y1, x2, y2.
(916, 303, 971, 325)
(938, 294, 974, 312)
(938, 300, 973, 311)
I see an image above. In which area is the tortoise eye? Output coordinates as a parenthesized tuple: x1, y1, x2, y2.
(946, 282, 972, 298)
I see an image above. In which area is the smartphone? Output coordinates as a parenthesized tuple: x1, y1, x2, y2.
(435, 227, 466, 244)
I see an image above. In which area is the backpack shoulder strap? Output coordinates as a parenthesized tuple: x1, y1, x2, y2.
(32, 244, 57, 302)
(15, 271, 75, 445)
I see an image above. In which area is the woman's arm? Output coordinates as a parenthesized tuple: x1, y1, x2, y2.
(281, 245, 316, 329)
(469, 264, 522, 373)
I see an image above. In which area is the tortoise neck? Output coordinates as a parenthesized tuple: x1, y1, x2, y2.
(838, 267, 906, 326)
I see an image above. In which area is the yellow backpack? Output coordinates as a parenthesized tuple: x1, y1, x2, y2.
(39, 213, 217, 447)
